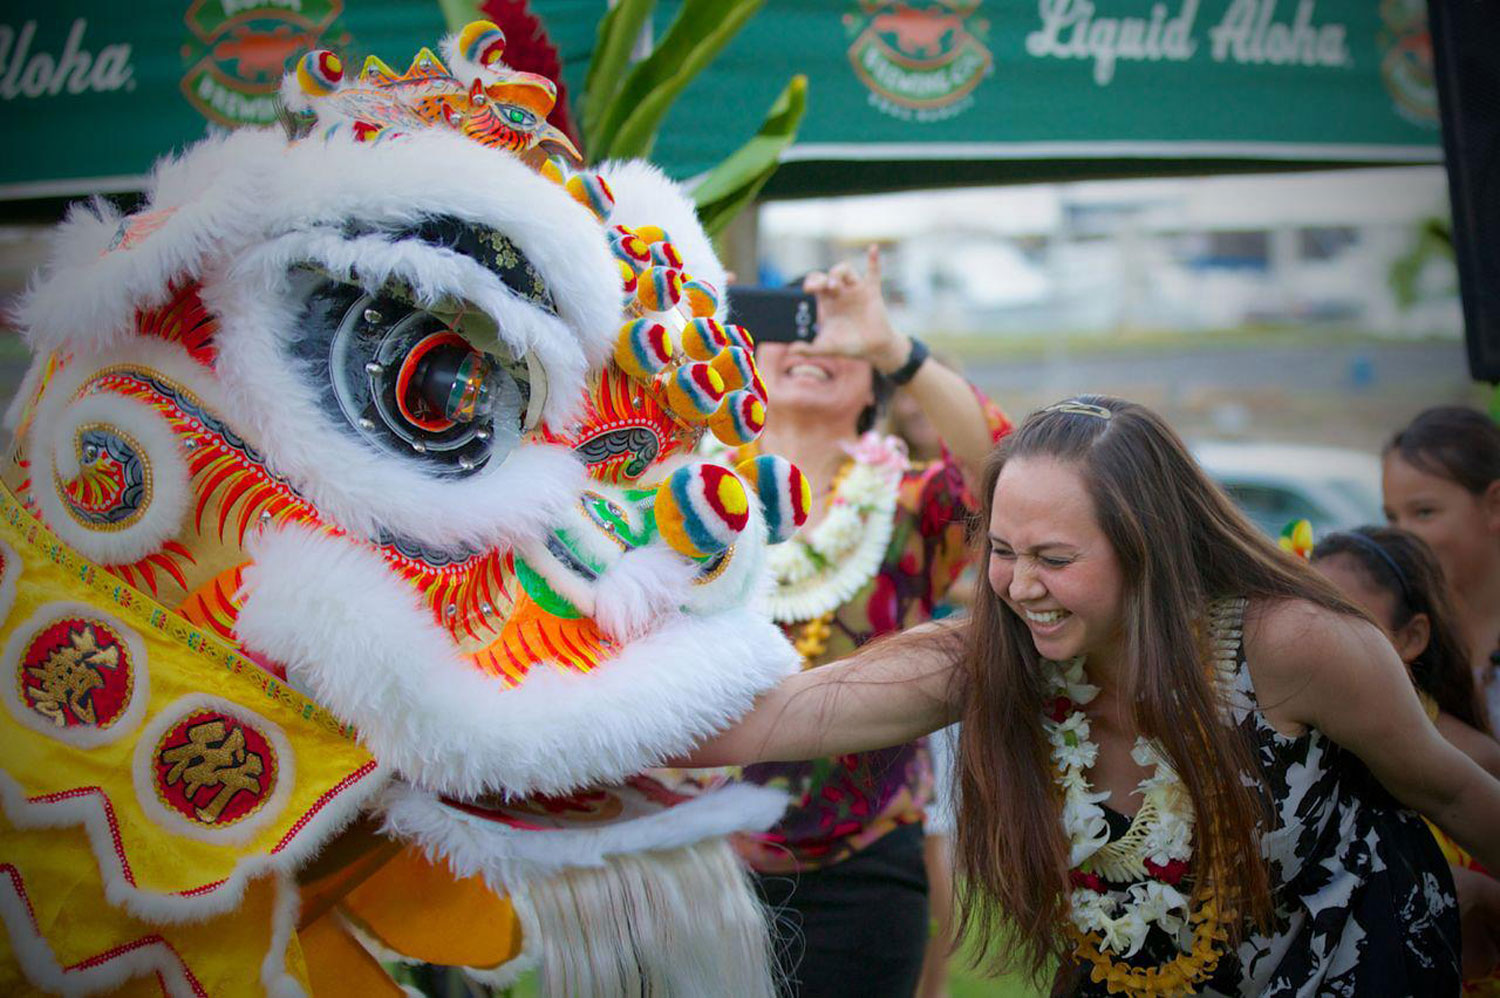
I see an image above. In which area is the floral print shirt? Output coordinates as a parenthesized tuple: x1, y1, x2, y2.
(737, 390, 1010, 874)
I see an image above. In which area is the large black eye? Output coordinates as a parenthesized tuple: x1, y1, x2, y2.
(289, 267, 530, 476)
(396, 333, 498, 429)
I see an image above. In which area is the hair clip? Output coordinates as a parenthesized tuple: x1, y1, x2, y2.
(1041, 399, 1112, 421)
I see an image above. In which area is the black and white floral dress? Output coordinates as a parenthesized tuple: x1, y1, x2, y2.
(1076, 612, 1461, 997)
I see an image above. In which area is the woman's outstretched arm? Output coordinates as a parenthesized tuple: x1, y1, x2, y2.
(682, 620, 964, 767)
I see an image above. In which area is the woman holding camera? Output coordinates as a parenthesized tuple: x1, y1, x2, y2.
(730, 247, 1007, 997)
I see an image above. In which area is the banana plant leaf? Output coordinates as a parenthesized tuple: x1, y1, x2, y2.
(692, 74, 807, 238)
(587, 0, 766, 162)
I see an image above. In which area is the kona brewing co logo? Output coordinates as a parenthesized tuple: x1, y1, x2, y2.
(1377, 0, 1435, 127)
(181, 0, 342, 128)
(845, 1, 992, 122)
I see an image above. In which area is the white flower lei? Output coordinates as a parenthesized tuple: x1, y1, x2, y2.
(1044, 660, 1197, 958)
(759, 432, 908, 623)
(1046, 597, 1246, 960)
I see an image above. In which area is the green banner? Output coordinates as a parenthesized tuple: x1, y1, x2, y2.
(0, 0, 445, 198)
(0, 0, 1440, 200)
(639, 0, 1439, 185)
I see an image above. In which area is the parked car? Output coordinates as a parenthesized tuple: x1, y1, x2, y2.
(1192, 441, 1385, 540)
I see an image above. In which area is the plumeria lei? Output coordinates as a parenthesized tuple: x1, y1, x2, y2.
(760, 432, 908, 623)
(1045, 597, 1247, 995)
(1044, 658, 1197, 959)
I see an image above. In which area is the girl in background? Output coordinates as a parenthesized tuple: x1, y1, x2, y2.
(1384, 406, 1500, 730)
(1311, 526, 1500, 991)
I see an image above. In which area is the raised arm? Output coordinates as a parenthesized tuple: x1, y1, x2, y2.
(682, 620, 963, 767)
(1249, 599, 1500, 872)
(800, 245, 999, 479)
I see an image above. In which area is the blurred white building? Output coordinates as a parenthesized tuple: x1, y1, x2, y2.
(758, 166, 1459, 339)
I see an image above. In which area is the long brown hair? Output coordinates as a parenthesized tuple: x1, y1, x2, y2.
(1311, 526, 1490, 734)
(1386, 405, 1500, 496)
(954, 395, 1363, 980)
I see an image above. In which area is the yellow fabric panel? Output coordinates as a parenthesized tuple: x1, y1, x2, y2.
(0, 813, 307, 997)
(0, 485, 380, 902)
(341, 845, 523, 969)
(298, 914, 405, 998)
(1424, 815, 1476, 868)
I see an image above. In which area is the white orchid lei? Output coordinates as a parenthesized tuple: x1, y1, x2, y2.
(760, 432, 908, 623)
(1044, 657, 1197, 959)
(1044, 597, 1247, 995)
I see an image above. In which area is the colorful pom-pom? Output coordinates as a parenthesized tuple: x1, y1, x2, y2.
(653, 463, 749, 558)
(566, 172, 615, 222)
(665, 362, 726, 421)
(650, 241, 684, 269)
(297, 50, 344, 96)
(459, 20, 507, 67)
(681, 318, 729, 361)
(611, 232, 652, 267)
(709, 389, 767, 446)
(735, 454, 810, 545)
(682, 278, 720, 318)
(635, 267, 684, 313)
(633, 224, 670, 245)
(539, 157, 568, 185)
(617, 259, 640, 295)
(614, 319, 673, 381)
(1279, 519, 1314, 560)
(722, 323, 755, 352)
(710, 346, 761, 395)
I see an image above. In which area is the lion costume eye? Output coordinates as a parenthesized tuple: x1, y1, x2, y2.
(282, 214, 557, 477)
(288, 267, 535, 476)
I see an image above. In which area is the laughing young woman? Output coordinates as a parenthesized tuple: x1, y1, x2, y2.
(691, 396, 1500, 997)
(730, 247, 1007, 997)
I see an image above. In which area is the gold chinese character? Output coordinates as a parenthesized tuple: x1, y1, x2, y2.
(160, 719, 265, 823)
(26, 625, 118, 726)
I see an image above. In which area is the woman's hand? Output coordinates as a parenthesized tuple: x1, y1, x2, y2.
(800, 245, 912, 375)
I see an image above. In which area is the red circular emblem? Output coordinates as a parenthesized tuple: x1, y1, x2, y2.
(152, 710, 278, 827)
(18, 617, 134, 729)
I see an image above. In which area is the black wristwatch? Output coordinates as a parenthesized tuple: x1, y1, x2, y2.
(886, 336, 930, 386)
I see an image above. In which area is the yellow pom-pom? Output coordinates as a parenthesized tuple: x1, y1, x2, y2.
(297, 50, 344, 96)
(664, 363, 726, 422)
(682, 278, 720, 318)
(709, 390, 767, 446)
(633, 224, 670, 245)
(634, 266, 684, 313)
(680, 318, 727, 361)
(565, 172, 615, 222)
(458, 20, 507, 67)
(614, 319, 672, 381)
(653, 463, 750, 558)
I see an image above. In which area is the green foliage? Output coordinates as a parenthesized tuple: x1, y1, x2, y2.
(436, 0, 484, 33)
(1389, 215, 1455, 310)
(578, 0, 807, 232)
(581, 0, 655, 145)
(692, 74, 807, 238)
(438, 0, 808, 233)
(585, 0, 766, 161)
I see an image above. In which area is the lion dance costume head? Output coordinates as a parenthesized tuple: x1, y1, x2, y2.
(0, 22, 813, 997)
